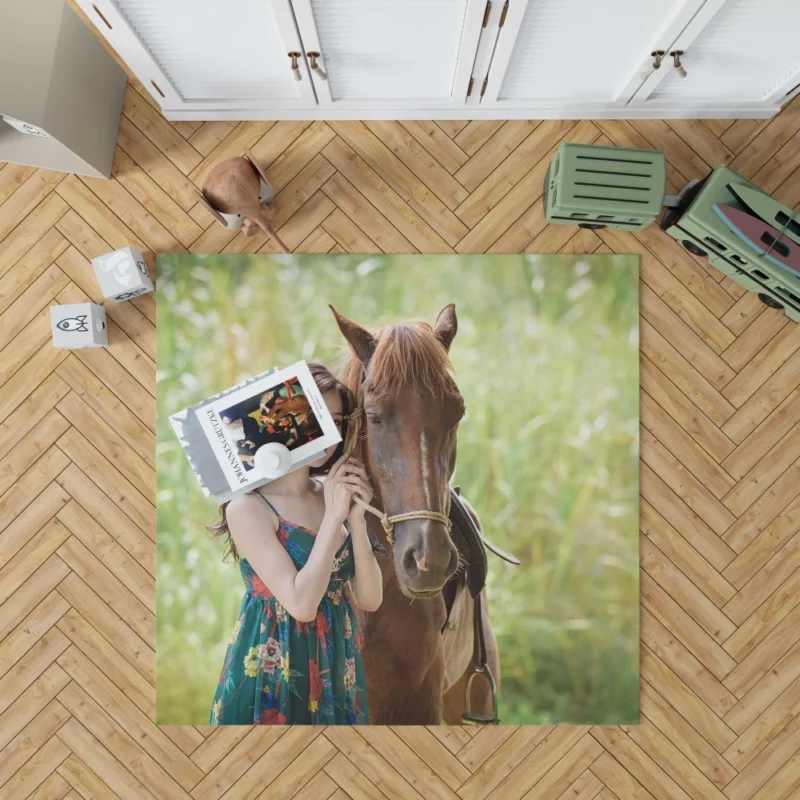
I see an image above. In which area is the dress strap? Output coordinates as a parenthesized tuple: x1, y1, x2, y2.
(254, 491, 281, 520)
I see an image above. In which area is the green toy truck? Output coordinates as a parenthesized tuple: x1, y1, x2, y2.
(660, 165, 800, 322)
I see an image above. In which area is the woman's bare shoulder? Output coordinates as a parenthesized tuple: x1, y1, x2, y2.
(227, 491, 278, 531)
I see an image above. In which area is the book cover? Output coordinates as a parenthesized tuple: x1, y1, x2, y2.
(170, 360, 341, 503)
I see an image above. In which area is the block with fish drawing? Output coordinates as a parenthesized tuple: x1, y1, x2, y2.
(91, 246, 154, 302)
(50, 303, 108, 349)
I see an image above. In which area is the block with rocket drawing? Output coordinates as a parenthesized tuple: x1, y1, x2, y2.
(50, 302, 107, 348)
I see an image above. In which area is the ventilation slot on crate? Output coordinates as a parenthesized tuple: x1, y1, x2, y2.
(572, 154, 660, 207)
(752, 269, 769, 280)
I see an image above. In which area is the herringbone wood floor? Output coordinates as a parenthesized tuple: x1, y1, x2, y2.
(2, 69, 800, 799)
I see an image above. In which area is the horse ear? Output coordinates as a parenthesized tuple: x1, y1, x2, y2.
(434, 303, 457, 353)
(329, 305, 377, 366)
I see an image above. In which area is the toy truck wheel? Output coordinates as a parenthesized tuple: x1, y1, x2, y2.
(758, 293, 784, 310)
(578, 223, 606, 230)
(682, 240, 707, 257)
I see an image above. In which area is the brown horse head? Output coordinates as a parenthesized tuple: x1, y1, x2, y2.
(332, 304, 463, 598)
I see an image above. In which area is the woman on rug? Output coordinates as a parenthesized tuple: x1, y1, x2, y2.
(208, 363, 383, 725)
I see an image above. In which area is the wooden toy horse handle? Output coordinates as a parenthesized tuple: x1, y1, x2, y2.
(195, 190, 229, 227)
(240, 151, 287, 252)
(243, 149, 273, 193)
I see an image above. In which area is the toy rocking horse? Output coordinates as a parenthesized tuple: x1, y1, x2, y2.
(197, 149, 289, 253)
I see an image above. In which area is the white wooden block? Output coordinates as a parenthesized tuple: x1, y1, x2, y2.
(51, 303, 108, 348)
(91, 246, 154, 301)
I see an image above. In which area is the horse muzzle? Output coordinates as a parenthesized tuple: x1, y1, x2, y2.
(396, 520, 459, 595)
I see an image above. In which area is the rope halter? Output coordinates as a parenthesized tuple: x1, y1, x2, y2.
(344, 407, 452, 548)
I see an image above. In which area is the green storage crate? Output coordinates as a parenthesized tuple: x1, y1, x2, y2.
(661, 165, 800, 323)
(544, 143, 667, 231)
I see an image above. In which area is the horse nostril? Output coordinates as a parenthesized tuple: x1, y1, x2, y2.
(402, 547, 419, 576)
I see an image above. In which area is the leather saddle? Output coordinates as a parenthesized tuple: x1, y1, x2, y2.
(446, 486, 520, 600)
(442, 487, 520, 725)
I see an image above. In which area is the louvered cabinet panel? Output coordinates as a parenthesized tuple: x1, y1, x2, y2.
(75, 0, 314, 110)
(290, 0, 485, 107)
(490, 0, 692, 104)
(647, 0, 800, 103)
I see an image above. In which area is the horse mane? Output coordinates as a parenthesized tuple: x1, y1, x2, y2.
(341, 321, 455, 402)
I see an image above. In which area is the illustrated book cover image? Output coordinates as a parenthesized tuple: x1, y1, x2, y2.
(169, 359, 341, 503)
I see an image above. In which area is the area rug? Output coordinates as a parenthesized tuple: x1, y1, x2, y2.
(156, 253, 640, 725)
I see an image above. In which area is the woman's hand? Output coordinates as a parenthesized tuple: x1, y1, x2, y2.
(345, 460, 373, 525)
(323, 456, 356, 524)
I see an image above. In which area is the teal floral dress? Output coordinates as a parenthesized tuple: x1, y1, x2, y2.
(210, 497, 370, 725)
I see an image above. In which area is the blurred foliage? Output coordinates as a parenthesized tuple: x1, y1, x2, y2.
(156, 253, 639, 725)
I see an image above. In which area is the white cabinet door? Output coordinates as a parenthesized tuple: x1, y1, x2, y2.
(479, 0, 707, 111)
(288, 0, 486, 109)
(632, 0, 800, 109)
(75, 0, 316, 112)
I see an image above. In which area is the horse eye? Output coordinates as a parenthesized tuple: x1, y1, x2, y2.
(367, 414, 383, 426)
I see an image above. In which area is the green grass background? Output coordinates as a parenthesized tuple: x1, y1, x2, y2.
(156, 253, 640, 725)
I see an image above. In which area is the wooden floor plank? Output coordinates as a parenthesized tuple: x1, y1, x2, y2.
(454, 120, 575, 230)
(330, 121, 468, 246)
(0, 163, 37, 207)
(323, 138, 450, 252)
(116, 115, 201, 212)
(122, 85, 201, 176)
(110, 147, 202, 248)
(400, 121, 469, 174)
(0, 698, 70, 787)
(0, 228, 69, 317)
(364, 120, 469, 210)
(57, 607, 155, 717)
(724, 561, 800, 660)
(640, 500, 736, 608)
(638, 681, 737, 790)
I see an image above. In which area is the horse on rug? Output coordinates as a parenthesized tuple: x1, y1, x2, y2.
(331, 303, 500, 725)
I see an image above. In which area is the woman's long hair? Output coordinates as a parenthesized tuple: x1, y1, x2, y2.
(207, 362, 356, 561)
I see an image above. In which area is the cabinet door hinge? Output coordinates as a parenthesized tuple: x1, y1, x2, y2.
(467, 77, 474, 97)
(499, 0, 509, 27)
(482, 1, 492, 27)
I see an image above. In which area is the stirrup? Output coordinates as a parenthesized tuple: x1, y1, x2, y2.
(462, 665, 500, 725)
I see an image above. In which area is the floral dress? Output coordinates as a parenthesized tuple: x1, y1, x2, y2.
(210, 496, 369, 725)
